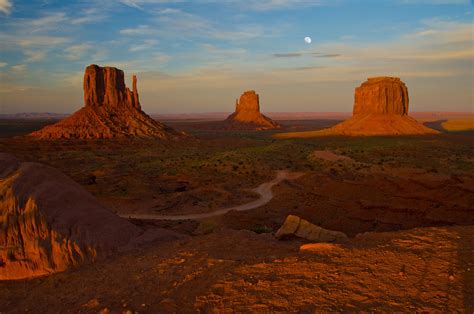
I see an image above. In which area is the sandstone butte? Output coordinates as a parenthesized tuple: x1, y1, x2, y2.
(225, 90, 281, 130)
(276, 77, 439, 138)
(0, 153, 144, 280)
(30, 64, 179, 139)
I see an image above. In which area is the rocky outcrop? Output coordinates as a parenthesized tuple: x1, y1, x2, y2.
(275, 215, 348, 242)
(225, 90, 281, 130)
(354, 77, 409, 115)
(275, 77, 438, 137)
(0, 153, 142, 280)
(30, 64, 180, 139)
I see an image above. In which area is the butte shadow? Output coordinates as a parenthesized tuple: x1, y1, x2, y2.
(29, 64, 183, 139)
(275, 77, 439, 138)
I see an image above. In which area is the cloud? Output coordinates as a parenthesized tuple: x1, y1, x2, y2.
(70, 8, 107, 25)
(273, 53, 303, 57)
(0, 62, 7, 68)
(272, 51, 340, 58)
(129, 39, 159, 51)
(120, 25, 155, 35)
(227, 0, 339, 11)
(314, 53, 341, 58)
(121, 9, 267, 41)
(11, 64, 27, 72)
(0, 0, 12, 15)
(23, 12, 68, 32)
(398, 0, 470, 4)
(24, 50, 47, 62)
(64, 43, 92, 60)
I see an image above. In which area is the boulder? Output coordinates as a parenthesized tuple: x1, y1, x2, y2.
(225, 90, 281, 130)
(275, 215, 348, 242)
(30, 64, 180, 139)
(0, 153, 142, 280)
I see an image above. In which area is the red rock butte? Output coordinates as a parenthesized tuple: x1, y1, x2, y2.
(225, 90, 281, 130)
(276, 77, 438, 137)
(30, 64, 179, 139)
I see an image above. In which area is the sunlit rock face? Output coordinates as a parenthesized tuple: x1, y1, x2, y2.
(353, 77, 409, 115)
(0, 153, 141, 280)
(225, 90, 281, 130)
(83, 64, 140, 109)
(30, 64, 179, 139)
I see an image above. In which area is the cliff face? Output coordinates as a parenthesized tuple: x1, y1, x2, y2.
(353, 77, 409, 115)
(83, 65, 140, 109)
(226, 90, 280, 130)
(0, 153, 141, 280)
(235, 90, 260, 113)
(30, 64, 179, 139)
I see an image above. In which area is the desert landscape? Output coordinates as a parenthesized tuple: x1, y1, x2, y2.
(0, 0, 473, 313)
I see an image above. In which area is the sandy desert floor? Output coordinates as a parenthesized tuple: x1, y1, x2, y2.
(0, 118, 473, 312)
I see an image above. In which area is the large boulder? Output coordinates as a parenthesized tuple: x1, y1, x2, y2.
(0, 153, 142, 280)
(225, 90, 281, 130)
(275, 215, 348, 242)
(30, 64, 180, 139)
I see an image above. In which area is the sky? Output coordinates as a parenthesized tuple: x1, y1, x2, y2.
(0, 0, 472, 114)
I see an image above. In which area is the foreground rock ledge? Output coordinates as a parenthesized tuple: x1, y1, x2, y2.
(0, 153, 142, 280)
(30, 64, 180, 139)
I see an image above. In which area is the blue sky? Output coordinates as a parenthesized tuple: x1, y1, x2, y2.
(0, 0, 472, 113)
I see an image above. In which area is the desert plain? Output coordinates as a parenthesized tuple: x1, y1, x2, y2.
(0, 72, 473, 312)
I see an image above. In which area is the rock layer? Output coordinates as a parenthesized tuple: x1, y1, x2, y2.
(0, 153, 142, 280)
(225, 90, 280, 130)
(276, 77, 438, 137)
(30, 64, 178, 139)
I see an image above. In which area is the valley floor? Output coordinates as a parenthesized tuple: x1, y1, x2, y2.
(0, 118, 473, 312)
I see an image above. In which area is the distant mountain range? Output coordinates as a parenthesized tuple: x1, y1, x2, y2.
(0, 112, 69, 120)
(1, 112, 472, 121)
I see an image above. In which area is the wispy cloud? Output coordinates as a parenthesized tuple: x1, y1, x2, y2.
(272, 51, 341, 58)
(0, 0, 12, 15)
(11, 64, 27, 72)
(398, 0, 470, 4)
(64, 43, 92, 60)
(70, 8, 107, 25)
(273, 53, 303, 57)
(24, 50, 47, 62)
(129, 39, 159, 51)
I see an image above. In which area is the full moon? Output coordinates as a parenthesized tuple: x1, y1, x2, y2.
(304, 36, 312, 44)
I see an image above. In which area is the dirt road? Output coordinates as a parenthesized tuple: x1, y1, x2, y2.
(119, 170, 303, 220)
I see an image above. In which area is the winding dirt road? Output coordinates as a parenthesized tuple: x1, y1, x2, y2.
(119, 170, 303, 221)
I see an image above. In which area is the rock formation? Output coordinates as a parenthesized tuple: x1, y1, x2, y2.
(276, 77, 438, 137)
(225, 90, 281, 130)
(353, 77, 409, 115)
(30, 64, 179, 139)
(275, 215, 348, 243)
(0, 153, 142, 280)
